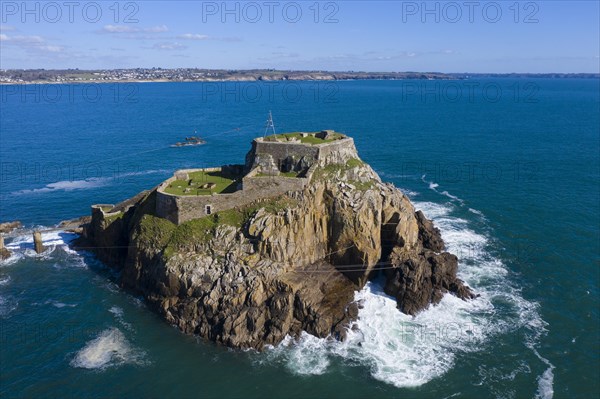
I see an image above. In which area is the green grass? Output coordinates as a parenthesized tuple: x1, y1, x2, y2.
(137, 215, 176, 250)
(163, 169, 240, 196)
(264, 132, 344, 145)
(349, 180, 374, 191)
(313, 158, 365, 181)
(346, 158, 364, 168)
(104, 211, 124, 224)
(261, 197, 298, 214)
(215, 209, 246, 228)
(164, 217, 217, 257)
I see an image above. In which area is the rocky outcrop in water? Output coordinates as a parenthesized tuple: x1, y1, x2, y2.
(77, 140, 474, 349)
(0, 221, 22, 234)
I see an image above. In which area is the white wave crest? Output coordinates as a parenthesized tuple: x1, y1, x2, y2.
(70, 328, 146, 370)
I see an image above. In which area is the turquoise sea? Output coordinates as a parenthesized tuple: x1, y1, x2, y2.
(0, 79, 598, 398)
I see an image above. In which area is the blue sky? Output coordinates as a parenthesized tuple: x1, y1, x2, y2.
(0, 1, 598, 72)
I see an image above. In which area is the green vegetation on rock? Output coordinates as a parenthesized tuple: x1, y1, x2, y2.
(104, 212, 124, 224)
(346, 158, 364, 168)
(349, 180, 374, 191)
(313, 158, 365, 181)
(137, 214, 176, 249)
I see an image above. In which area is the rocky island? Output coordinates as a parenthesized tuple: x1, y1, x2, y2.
(76, 131, 474, 349)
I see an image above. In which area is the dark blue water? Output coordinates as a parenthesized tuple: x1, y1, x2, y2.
(1, 79, 598, 398)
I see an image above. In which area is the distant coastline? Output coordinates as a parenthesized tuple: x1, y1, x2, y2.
(0, 68, 598, 85)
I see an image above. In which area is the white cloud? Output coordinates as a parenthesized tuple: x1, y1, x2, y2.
(39, 45, 63, 53)
(101, 24, 169, 34)
(1, 34, 64, 54)
(0, 25, 16, 32)
(178, 33, 209, 40)
(152, 42, 186, 50)
(145, 25, 169, 33)
(103, 24, 138, 33)
(2, 35, 45, 44)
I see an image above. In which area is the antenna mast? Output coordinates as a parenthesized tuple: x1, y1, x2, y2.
(264, 111, 276, 138)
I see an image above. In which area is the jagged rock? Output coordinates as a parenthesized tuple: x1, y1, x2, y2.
(0, 234, 10, 260)
(415, 210, 445, 252)
(383, 247, 476, 316)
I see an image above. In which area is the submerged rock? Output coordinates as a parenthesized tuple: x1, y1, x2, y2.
(77, 136, 475, 349)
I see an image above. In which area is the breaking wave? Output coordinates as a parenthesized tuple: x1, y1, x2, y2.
(70, 328, 147, 370)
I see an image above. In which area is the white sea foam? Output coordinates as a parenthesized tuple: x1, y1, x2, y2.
(11, 169, 170, 196)
(414, 201, 453, 219)
(399, 188, 419, 197)
(109, 306, 124, 317)
(421, 175, 465, 205)
(109, 305, 134, 330)
(339, 282, 492, 387)
(468, 208, 484, 217)
(530, 343, 555, 399)
(535, 366, 555, 399)
(0, 251, 23, 266)
(3, 230, 80, 262)
(440, 190, 465, 205)
(45, 299, 77, 308)
(0, 276, 10, 285)
(265, 333, 331, 375)
(70, 328, 146, 370)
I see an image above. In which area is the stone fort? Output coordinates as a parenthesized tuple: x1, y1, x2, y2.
(94, 131, 358, 225)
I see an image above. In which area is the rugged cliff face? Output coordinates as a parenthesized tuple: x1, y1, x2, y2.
(78, 142, 474, 349)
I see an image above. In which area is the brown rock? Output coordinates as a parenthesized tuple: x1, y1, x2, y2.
(0, 221, 21, 234)
(415, 210, 445, 252)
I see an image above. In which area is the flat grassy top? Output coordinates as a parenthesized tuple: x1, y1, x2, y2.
(163, 170, 239, 196)
(264, 132, 344, 145)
